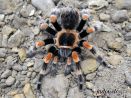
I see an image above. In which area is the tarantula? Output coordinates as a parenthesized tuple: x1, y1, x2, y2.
(31, 7, 108, 91)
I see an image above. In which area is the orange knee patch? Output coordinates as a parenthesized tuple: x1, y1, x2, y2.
(83, 41, 93, 49)
(72, 51, 79, 63)
(67, 57, 71, 65)
(87, 27, 95, 33)
(82, 14, 88, 20)
(43, 53, 53, 63)
(50, 15, 57, 23)
(35, 41, 45, 47)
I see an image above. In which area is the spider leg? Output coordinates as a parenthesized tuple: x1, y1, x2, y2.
(79, 27, 95, 39)
(72, 50, 84, 90)
(77, 14, 88, 32)
(37, 46, 58, 90)
(50, 15, 62, 31)
(40, 23, 57, 36)
(79, 40, 108, 66)
(64, 57, 72, 76)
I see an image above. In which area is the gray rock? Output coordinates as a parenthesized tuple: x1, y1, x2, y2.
(1, 69, 11, 78)
(33, 58, 44, 72)
(6, 56, 17, 68)
(111, 10, 128, 23)
(42, 74, 69, 98)
(2, 25, 15, 36)
(125, 71, 131, 86)
(0, 48, 7, 57)
(13, 64, 23, 71)
(125, 23, 131, 32)
(125, 32, 131, 41)
(12, 70, 18, 77)
(5, 76, 16, 86)
(32, 0, 55, 16)
(20, 4, 36, 17)
(115, 0, 131, 9)
(99, 13, 110, 21)
(0, 34, 2, 47)
(8, 30, 25, 48)
(27, 72, 32, 78)
(126, 44, 131, 56)
(2, 35, 8, 47)
(67, 87, 84, 98)
(87, 0, 108, 9)
(18, 48, 27, 62)
(86, 72, 96, 81)
(0, 14, 5, 21)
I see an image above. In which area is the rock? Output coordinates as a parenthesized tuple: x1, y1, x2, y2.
(2, 35, 8, 47)
(32, 0, 55, 16)
(125, 23, 131, 32)
(86, 82, 94, 90)
(6, 76, 16, 86)
(67, 87, 84, 98)
(18, 48, 27, 62)
(13, 64, 23, 71)
(42, 74, 69, 98)
(87, 0, 108, 9)
(31, 26, 40, 35)
(13, 94, 25, 98)
(99, 13, 110, 21)
(125, 32, 131, 41)
(27, 61, 34, 67)
(1, 69, 11, 78)
(33, 58, 44, 72)
(0, 14, 5, 21)
(126, 44, 131, 56)
(115, 0, 131, 9)
(6, 56, 17, 68)
(86, 72, 96, 81)
(81, 58, 99, 74)
(0, 48, 7, 57)
(7, 90, 18, 96)
(0, 34, 2, 47)
(27, 72, 32, 78)
(108, 55, 123, 66)
(2, 25, 15, 36)
(107, 38, 124, 51)
(23, 83, 35, 98)
(8, 30, 25, 48)
(125, 71, 131, 86)
(111, 10, 128, 23)
(20, 4, 36, 17)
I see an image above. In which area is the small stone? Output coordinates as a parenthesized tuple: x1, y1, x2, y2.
(125, 23, 131, 32)
(23, 83, 35, 98)
(126, 44, 131, 56)
(2, 35, 8, 47)
(115, 0, 131, 9)
(13, 94, 25, 98)
(108, 55, 123, 66)
(27, 72, 32, 78)
(13, 64, 23, 71)
(67, 87, 84, 98)
(81, 58, 98, 74)
(125, 71, 131, 86)
(86, 72, 96, 81)
(2, 25, 15, 36)
(8, 30, 25, 48)
(34, 58, 44, 72)
(0, 14, 5, 21)
(20, 4, 36, 17)
(18, 48, 27, 62)
(32, 0, 55, 16)
(1, 69, 11, 78)
(7, 90, 18, 96)
(6, 76, 16, 86)
(0, 48, 7, 57)
(31, 26, 40, 35)
(86, 82, 94, 90)
(99, 13, 110, 21)
(111, 10, 128, 23)
(125, 32, 131, 41)
(27, 61, 34, 67)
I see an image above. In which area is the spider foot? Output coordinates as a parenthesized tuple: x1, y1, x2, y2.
(50, 64, 58, 76)
(37, 82, 41, 90)
(78, 74, 84, 91)
(64, 65, 72, 76)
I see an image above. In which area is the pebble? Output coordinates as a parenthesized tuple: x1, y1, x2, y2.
(125, 32, 131, 41)
(20, 4, 36, 17)
(125, 23, 131, 32)
(0, 14, 5, 21)
(5, 76, 16, 86)
(0, 48, 7, 57)
(86, 72, 96, 81)
(1, 69, 11, 78)
(8, 30, 25, 48)
(125, 71, 131, 86)
(27, 61, 34, 67)
(115, 0, 131, 9)
(32, 0, 55, 16)
(13, 94, 25, 98)
(126, 44, 131, 57)
(108, 55, 123, 66)
(18, 48, 27, 62)
(2, 25, 15, 36)
(81, 58, 99, 74)
(13, 64, 23, 71)
(111, 10, 128, 23)
(33, 58, 44, 72)
(99, 13, 110, 21)
(86, 82, 94, 90)
(27, 72, 32, 78)
(23, 83, 35, 98)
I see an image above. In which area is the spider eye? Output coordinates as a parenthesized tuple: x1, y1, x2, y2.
(59, 33, 75, 46)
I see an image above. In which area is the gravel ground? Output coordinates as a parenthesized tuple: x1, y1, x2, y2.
(0, 0, 131, 98)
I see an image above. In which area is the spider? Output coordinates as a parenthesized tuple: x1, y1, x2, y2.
(29, 7, 108, 91)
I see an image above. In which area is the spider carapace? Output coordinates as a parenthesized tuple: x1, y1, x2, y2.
(32, 7, 108, 91)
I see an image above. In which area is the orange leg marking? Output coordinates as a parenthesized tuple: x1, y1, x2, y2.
(43, 53, 53, 63)
(35, 41, 45, 47)
(50, 15, 57, 23)
(72, 51, 80, 63)
(86, 27, 95, 33)
(82, 14, 89, 20)
(83, 41, 93, 49)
